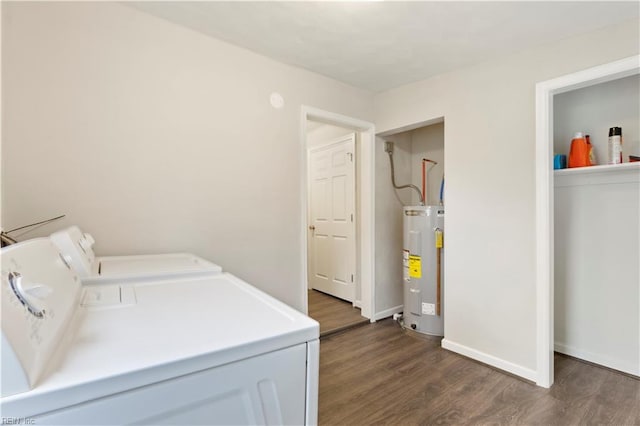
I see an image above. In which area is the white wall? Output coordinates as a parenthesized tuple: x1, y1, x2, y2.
(306, 122, 353, 147)
(374, 19, 640, 377)
(1, 2, 373, 311)
(554, 166, 639, 376)
(374, 132, 411, 315)
(554, 74, 639, 164)
(410, 123, 445, 206)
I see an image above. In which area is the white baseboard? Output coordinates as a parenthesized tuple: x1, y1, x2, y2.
(441, 338, 537, 382)
(373, 305, 403, 322)
(555, 341, 639, 376)
(353, 300, 362, 309)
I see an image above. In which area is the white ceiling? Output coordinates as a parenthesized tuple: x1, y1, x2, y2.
(128, 2, 639, 93)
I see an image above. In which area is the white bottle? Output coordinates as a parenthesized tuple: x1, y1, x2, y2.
(608, 127, 622, 164)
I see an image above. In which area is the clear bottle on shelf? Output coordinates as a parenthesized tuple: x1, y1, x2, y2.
(608, 127, 623, 164)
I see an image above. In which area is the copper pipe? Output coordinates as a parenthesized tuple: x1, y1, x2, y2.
(422, 158, 437, 205)
(436, 246, 442, 316)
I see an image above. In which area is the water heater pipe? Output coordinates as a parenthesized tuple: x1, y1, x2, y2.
(436, 244, 442, 316)
(435, 227, 443, 316)
(421, 158, 437, 205)
(385, 142, 424, 205)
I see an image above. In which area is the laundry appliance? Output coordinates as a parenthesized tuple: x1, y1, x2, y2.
(1, 239, 319, 425)
(50, 226, 222, 284)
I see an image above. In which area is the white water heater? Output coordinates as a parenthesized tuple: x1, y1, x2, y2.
(403, 205, 445, 336)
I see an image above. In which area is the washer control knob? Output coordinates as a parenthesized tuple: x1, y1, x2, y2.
(78, 233, 94, 253)
(59, 253, 73, 269)
(8, 272, 52, 318)
(84, 233, 95, 246)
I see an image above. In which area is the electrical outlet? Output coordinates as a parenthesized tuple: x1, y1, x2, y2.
(384, 141, 394, 153)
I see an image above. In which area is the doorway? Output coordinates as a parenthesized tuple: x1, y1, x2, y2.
(376, 118, 446, 332)
(307, 133, 356, 302)
(300, 106, 375, 324)
(535, 55, 639, 388)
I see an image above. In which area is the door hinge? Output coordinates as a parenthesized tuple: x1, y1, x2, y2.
(350, 213, 353, 222)
(351, 274, 354, 283)
(347, 152, 353, 162)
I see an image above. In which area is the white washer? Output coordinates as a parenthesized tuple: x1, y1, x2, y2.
(50, 226, 222, 284)
(1, 239, 319, 425)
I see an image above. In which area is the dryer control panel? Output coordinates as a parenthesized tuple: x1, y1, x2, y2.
(1, 239, 81, 397)
(50, 226, 96, 277)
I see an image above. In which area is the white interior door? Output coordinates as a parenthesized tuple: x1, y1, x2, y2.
(308, 134, 356, 302)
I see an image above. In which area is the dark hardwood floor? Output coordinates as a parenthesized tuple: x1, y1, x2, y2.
(319, 318, 640, 425)
(308, 289, 368, 336)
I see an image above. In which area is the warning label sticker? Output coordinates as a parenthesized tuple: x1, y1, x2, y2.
(409, 255, 421, 278)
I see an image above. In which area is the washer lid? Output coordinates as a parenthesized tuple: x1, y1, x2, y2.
(85, 253, 223, 284)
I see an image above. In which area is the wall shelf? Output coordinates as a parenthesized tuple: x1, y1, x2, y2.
(554, 162, 640, 187)
(554, 161, 639, 176)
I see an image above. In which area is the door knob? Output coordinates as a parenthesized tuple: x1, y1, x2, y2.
(308, 225, 315, 231)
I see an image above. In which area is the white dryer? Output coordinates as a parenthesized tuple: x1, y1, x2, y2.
(50, 226, 222, 284)
(1, 239, 319, 425)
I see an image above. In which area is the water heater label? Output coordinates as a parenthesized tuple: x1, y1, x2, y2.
(403, 250, 410, 281)
(422, 303, 435, 316)
(409, 255, 421, 278)
(435, 229, 443, 248)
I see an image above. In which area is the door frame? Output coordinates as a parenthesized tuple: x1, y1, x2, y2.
(534, 55, 639, 388)
(300, 106, 375, 320)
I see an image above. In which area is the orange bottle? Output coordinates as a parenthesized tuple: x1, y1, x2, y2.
(568, 132, 592, 168)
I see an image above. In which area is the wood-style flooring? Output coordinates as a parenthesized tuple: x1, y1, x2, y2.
(308, 289, 368, 336)
(319, 318, 640, 425)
